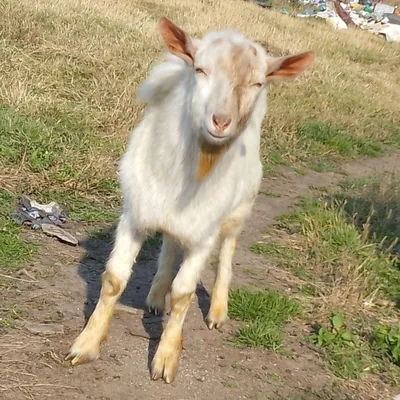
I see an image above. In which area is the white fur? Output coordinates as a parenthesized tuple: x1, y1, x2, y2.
(120, 47, 265, 249)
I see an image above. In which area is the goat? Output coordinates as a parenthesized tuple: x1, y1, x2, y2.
(66, 17, 314, 383)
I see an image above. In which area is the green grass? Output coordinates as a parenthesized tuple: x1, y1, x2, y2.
(264, 174, 400, 384)
(228, 288, 300, 349)
(0, 190, 35, 270)
(311, 159, 336, 173)
(0, 105, 96, 175)
(299, 120, 383, 158)
(250, 242, 294, 258)
(276, 197, 400, 303)
(335, 173, 400, 250)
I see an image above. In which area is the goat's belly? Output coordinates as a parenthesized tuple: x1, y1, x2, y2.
(126, 187, 238, 247)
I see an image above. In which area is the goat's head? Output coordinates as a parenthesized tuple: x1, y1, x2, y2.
(159, 17, 314, 146)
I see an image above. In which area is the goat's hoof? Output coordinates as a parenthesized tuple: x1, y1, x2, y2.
(65, 335, 101, 366)
(145, 292, 166, 316)
(151, 343, 181, 383)
(148, 305, 162, 316)
(206, 309, 228, 330)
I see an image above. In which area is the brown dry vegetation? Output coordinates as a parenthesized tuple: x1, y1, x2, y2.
(1, 0, 400, 201)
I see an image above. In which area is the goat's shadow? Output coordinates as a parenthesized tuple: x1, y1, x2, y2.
(77, 227, 211, 372)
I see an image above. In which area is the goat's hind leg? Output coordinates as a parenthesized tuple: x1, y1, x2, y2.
(207, 212, 247, 330)
(151, 243, 214, 383)
(146, 234, 178, 315)
(66, 215, 144, 365)
(206, 235, 236, 329)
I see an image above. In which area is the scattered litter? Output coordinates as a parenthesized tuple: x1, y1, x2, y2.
(251, 0, 272, 8)
(14, 195, 78, 246)
(25, 322, 64, 336)
(292, 0, 400, 40)
(41, 223, 79, 246)
(297, 7, 317, 17)
(280, 7, 289, 14)
(374, 2, 396, 15)
(379, 23, 400, 41)
(327, 15, 348, 29)
(386, 14, 400, 25)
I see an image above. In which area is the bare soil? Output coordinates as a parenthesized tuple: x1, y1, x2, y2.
(2, 151, 400, 400)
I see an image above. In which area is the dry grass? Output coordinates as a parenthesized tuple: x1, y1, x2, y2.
(1, 0, 400, 200)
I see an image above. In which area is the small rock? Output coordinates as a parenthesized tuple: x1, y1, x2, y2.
(114, 304, 138, 315)
(25, 323, 64, 335)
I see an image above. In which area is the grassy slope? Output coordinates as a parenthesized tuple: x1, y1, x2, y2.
(1, 0, 400, 200)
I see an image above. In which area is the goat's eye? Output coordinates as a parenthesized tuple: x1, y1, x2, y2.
(195, 68, 207, 76)
(252, 83, 263, 88)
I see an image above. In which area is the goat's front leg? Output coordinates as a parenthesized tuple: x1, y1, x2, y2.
(206, 235, 236, 329)
(146, 234, 178, 315)
(66, 216, 144, 365)
(151, 243, 213, 383)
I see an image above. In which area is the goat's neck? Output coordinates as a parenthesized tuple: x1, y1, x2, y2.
(196, 140, 229, 180)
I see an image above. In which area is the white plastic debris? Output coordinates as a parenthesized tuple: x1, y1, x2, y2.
(374, 3, 396, 15)
(327, 16, 348, 30)
(379, 23, 400, 42)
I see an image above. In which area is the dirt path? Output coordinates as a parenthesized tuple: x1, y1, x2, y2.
(2, 151, 400, 400)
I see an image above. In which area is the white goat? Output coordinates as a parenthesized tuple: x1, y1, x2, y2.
(66, 17, 314, 383)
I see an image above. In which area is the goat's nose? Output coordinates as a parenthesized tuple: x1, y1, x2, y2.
(212, 114, 232, 132)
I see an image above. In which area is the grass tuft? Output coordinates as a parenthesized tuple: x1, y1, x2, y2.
(229, 288, 300, 349)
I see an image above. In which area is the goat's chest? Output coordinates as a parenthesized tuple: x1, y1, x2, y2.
(122, 164, 248, 244)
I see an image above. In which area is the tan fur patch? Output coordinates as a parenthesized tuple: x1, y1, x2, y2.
(220, 217, 243, 238)
(217, 44, 259, 135)
(170, 293, 193, 317)
(197, 141, 227, 180)
(101, 271, 121, 297)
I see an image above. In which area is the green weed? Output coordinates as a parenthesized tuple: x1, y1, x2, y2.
(311, 313, 366, 379)
(371, 322, 400, 366)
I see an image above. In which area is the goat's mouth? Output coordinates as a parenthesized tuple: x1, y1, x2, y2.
(207, 129, 229, 140)
(204, 127, 235, 147)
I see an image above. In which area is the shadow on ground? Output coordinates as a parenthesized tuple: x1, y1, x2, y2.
(76, 227, 211, 372)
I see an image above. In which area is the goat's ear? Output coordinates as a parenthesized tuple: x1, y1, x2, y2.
(159, 17, 196, 65)
(266, 51, 314, 82)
